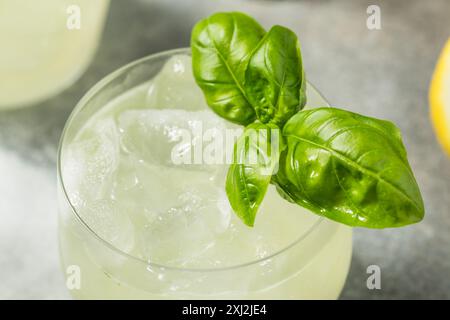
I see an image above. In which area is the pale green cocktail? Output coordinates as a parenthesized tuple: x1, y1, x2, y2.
(0, 0, 109, 108)
(58, 49, 352, 299)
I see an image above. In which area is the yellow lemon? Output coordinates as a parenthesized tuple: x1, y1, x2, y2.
(430, 38, 450, 157)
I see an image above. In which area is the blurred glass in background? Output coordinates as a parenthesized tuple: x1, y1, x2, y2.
(0, 0, 109, 109)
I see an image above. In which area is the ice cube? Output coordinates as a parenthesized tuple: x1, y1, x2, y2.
(63, 118, 120, 204)
(108, 155, 232, 265)
(145, 55, 208, 111)
(118, 109, 240, 170)
(79, 199, 135, 253)
(63, 119, 134, 251)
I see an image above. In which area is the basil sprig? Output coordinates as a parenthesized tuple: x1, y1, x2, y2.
(273, 108, 424, 228)
(226, 122, 284, 226)
(191, 11, 424, 228)
(191, 12, 305, 126)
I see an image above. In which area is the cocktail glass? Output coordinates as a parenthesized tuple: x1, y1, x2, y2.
(0, 0, 109, 109)
(57, 48, 352, 299)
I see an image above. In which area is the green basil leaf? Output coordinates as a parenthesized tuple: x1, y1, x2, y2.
(191, 12, 424, 229)
(226, 122, 283, 226)
(274, 107, 424, 228)
(191, 12, 265, 125)
(246, 25, 306, 127)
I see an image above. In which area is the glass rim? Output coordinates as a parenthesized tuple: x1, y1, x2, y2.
(57, 47, 331, 273)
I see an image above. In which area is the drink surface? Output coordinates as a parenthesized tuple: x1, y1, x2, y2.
(0, 0, 109, 108)
(59, 53, 352, 298)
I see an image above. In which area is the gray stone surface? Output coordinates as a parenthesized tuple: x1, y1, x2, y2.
(0, 0, 449, 299)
